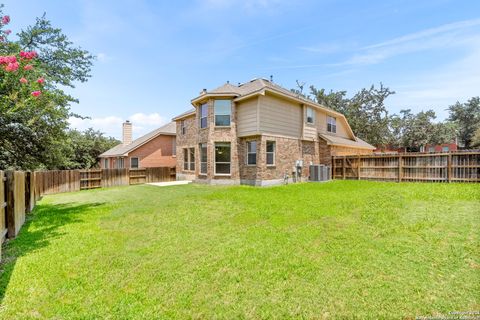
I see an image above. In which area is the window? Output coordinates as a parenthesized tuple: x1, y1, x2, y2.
(200, 143, 207, 174)
(181, 120, 186, 135)
(246, 141, 257, 165)
(130, 157, 139, 169)
(104, 158, 109, 169)
(327, 116, 337, 133)
(306, 107, 315, 124)
(266, 141, 275, 166)
(200, 103, 208, 129)
(183, 149, 189, 170)
(214, 100, 231, 126)
(117, 157, 124, 169)
(442, 146, 449, 152)
(189, 148, 195, 170)
(215, 142, 231, 175)
(183, 148, 195, 171)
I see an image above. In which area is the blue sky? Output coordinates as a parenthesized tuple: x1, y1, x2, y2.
(6, 0, 480, 139)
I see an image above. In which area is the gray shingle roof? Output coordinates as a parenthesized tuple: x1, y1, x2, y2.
(319, 133, 375, 150)
(100, 122, 176, 157)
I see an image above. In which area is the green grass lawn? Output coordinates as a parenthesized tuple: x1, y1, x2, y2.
(0, 181, 478, 319)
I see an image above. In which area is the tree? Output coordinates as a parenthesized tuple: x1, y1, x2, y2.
(448, 97, 480, 149)
(0, 6, 95, 170)
(65, 129, 120, 169)
(472, 127, 480, 148)
(310, 83, 394, 146)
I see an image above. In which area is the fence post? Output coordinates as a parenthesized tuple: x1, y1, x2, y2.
(398, 155, 403, 183)
(447, 153, 452, 183)
(357, 155, 361, 180)
(5, 171, 15, 238)
(342, 157, 346, 180)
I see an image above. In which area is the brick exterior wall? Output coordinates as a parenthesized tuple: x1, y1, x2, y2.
(100, 135, 176, 169)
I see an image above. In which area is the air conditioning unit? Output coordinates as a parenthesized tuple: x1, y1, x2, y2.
(309, 165, 331, 182)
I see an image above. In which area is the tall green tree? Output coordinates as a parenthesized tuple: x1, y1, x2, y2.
(447, 97, 480, 149)
(0, 6, 95, 170)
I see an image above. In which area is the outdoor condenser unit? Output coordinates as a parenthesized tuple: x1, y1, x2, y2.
(309, 165, 331, 182)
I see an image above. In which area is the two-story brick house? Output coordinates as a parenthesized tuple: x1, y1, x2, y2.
(173, 78, 375, 186)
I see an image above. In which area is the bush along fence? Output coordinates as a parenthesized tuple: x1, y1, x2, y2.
(332, 151, 480, 182)
(0, 167, 175, 261)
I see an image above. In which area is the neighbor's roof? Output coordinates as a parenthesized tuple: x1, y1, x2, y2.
(100, 122, 176, 157)
(319, 133, 376, 150)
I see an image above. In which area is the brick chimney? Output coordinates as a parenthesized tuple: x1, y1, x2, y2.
(122, 120, 132, 145)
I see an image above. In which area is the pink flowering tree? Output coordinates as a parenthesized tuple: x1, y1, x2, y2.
(0, 5, 94, 170)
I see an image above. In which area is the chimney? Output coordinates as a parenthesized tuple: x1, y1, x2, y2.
(122, 120, 132, 145)
(200, 88, 207, 95)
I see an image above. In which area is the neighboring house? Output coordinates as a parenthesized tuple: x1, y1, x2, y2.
(99, 121, 176, 169)
(420, 143, 458, 153)
(172, 78, 375, 186)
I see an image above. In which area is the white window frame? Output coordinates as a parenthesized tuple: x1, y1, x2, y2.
(199, 103, 208, 129)
(266, 141, 275, 166)
(183, 148, 189, 170)
(214, 142, 231, 176)
(214, 100, 231, 127)
(306, 107, 315, 124)
(200, 143, 207, 175)
(327, 116, 337, 133)
(246, 141, 257, 165)
(181, 120, 186, 135)
(130, 157, 139, 169)
(104, 158, 109, 169)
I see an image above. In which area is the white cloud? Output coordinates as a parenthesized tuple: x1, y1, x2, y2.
(69, 113, 167, 140)
(96, 52, 110, 62)
(336, 18, 480, 66)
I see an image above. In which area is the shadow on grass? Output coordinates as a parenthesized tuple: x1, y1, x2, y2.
(0, 201, 105, 304)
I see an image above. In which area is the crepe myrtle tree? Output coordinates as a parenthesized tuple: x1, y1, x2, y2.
(0, 5, 95, 170)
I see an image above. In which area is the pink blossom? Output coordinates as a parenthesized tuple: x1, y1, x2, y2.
(37, 77, 45, 84)
(23, 64, 33, 71)
(0, 55, 16, 64)
(20, 77, 28, 84)
(1, 16, 10, 25)
(5, 62, 19, 72)
(5, 29, 11, 35)
(19, 51, 37, 60)
(31, 91, 41, 97)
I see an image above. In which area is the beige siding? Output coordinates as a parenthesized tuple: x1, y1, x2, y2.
(303, 125, 317, 140)
(236, 97, 258, 137)
(316, 111, 350, 139)
(258, 94, 302, 138)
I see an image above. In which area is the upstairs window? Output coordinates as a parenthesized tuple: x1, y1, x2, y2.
(200, 103, 208, 129)
(181, 120, 186, 135)
(306, 107, 315, 124)
(327, 116, 337, 133)
(266, 141, 275, 166)
(246, 141, 257, 165)
(214, 100, 231, 126)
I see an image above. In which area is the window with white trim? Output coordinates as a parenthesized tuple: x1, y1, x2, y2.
(246, 141, 257, 165)
(130, 157, 139, 169)
(189, 148, 195, 170)
(266, 141, 275, 166)
(200, 143, 207, 174)
(215, 142, 231, 175)
(214, 100, 231, 126)
(327, 116, 337, 133)
(181, 120, 186, 135)
(104, 158, 109, 169)
(183, 149, 189, 170)
(306, 107, 315, 124)
(200, 103, 208, 129)
(183, 148, 195, 171)
(117, 157, 124, 169)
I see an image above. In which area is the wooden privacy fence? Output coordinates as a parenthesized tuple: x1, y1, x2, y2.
(34, 167, 175, 195)
(0, 167, 175, 261)
(332, 151, 480, 182)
